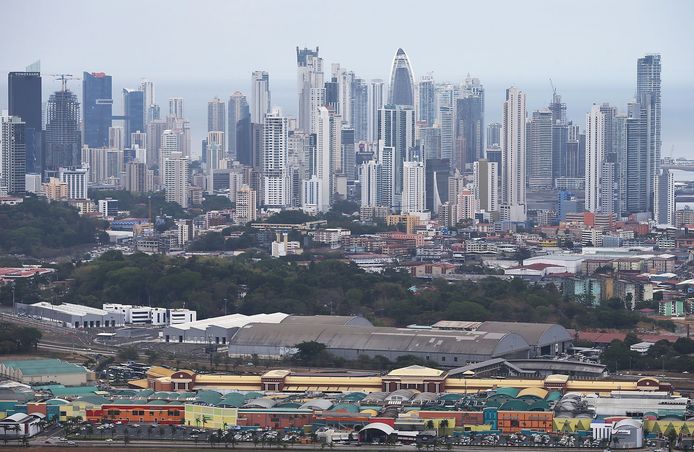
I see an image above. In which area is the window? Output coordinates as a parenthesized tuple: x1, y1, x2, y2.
(441, 357, 446, 362)
(454, 357, 458, 362)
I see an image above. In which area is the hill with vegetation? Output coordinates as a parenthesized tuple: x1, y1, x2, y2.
(0, 197, 108, 257)
(41, 250, 648, 330)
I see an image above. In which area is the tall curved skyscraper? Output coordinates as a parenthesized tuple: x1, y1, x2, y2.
(388, 48, 415, 107)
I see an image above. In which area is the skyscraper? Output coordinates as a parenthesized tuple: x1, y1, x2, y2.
(417, 74, 436, 127)
(139, 79, 156, 123)
(0, 113, 26, 195)
(164, 152, 189, 208)
(359, 160, 381, 208)
(228, 92, 249, 158)
(401, 161, 425, 214)
(584, 104, 605, 213)
(378, 105, 416, 207)
(351, 78, 369, 142)
(169, 97, 184, 119)
(251, 71, 271, 125)
(526, 109, 553, 189)
(8, 70, 42, 174)
(387, 48, 415, 107)
(45, 87, 81, 173)
(500, 87, 527, 221)
(296, 47, 322, 132)
(368, 79, 384, 143)
(208, 97, 226, 133)
(637, 54, 662, 217)
(487, 122, 502, 147)
(122, 89, 144, 148)
(313, 106, 340, 212)
(82, 72, 113, 148)
(455, 76, 485, 170)
(473, 159, 499, 214)
(425, 158, 450, 214)
(263, 112, 290, 207)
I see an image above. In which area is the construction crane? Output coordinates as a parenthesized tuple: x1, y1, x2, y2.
(549, 78, 557, 96)
(49, 73, 81, 91)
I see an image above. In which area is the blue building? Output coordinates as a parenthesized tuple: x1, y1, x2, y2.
(82, 72, 113, 148)
(8, 71, 42, 174)
(122, 89, 144, 148)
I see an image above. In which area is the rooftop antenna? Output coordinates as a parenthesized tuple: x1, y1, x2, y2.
(49, 73, 80, 91)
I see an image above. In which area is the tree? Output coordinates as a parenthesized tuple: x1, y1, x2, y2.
(117, 346, 139, 361)
(438, 419, 449, 436)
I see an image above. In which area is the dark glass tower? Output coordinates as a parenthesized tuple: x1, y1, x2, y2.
(82, 72, 113, 148)
(8, 71, 42, 174)
(387, 48, 415, 107)
(45, 89, 81, 172)
(122, 89, 145, 148)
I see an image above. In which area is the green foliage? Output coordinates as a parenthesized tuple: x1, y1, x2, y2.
(0, 197, 107, 257)
(202, 195, 233, 212)
(188, 231, 258, 252)
(602, 337, 694, 373)
(89, 190, 188, 219)
(0, 322, 42, 354)
(117, 345, 139, 361)
(266, 210, 316, 224)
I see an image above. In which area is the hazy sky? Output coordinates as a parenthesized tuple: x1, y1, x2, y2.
(2, 0, 693, 154)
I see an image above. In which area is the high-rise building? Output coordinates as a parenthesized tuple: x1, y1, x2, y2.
(159, 129, 181, 180)
(417, 74, 436, 127)
(82, 72, 112, 148)
(228, 92, 248, 157)
(59, 166, 88, 200)
(368, 79, 385, 143)
(401, 160, 425, 214)
(251, 71, 271, 125)
(455, 76, 485, 170)
(139, 79, 156, 123)
(108, 127, 124, 151)
(45, 88, 81, 173)
(168, 97, 184, 119)
(236, 184, 257, 223)
(122, 89, 144, 148)
(584, 104, 605, 213)
(526, 109, 553, 189)
(637, 54, 662, 217)
(487, 122, 502, 147)
(351, 78, 369, 142)
(425, 158, 450, 214)
(500, 87, 527, 221)
(359, 160, 381, 208)
(420, 127, 441, 161)
(473, 159, 499, 214)
(387, 48, 415, 106)
(296, 47, 322, 132)
(378, 105, 416, 208)
(439, 105, 454, 162)
(341, 128, 356, 181)
(314, 106, 334, 212)
(81, 146, 124, 185)
(145, 120, 167, 169)
(656, 169, 674, 226)
(0, 113, 26, 195)
(125, 160, 149, 194)
(8, 70, 42, 174)
(263, 112, 290, 207)
(164, 151, 189, 208)
(208, 97, 225, 134)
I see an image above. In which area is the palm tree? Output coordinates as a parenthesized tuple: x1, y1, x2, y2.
(439, 419, 449, 437)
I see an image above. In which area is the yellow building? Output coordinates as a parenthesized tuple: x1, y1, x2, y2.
(184, 405, 238, 430)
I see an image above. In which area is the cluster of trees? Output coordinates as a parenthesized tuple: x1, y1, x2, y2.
(0, 323, 42, 354)
(602, 334, 694, 372)
(188, 230, 259, 252)
(35, 250, 656, 330)
(0, 197, 108, 257)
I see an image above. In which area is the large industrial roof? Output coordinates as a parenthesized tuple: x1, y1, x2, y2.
(477, 321, 572, 347)
(229, 323, 530, 357)
(167, 312, 289, 332)
(29, 301, 109, 316)
(0, 359, 87, 376)
(281, 315, 373, 327)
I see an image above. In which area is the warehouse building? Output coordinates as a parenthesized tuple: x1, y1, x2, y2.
(162, 313, 371, 345)
(102, 304, 196, 325)
(0, 359, 90, 385)
(227, 323, 531, 365)
(17, 302, 125, 328)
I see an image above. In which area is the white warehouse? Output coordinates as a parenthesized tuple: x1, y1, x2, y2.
(102, 304, 196, 326)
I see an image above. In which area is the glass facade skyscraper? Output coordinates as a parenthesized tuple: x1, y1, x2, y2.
(122, 89, 145, 148)
(82, 71, 113, 148)
(8, 71, 42, 174)
(45, 89, 81, 172)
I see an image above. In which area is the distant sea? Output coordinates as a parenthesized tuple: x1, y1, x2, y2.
(0, 77, 692, 161)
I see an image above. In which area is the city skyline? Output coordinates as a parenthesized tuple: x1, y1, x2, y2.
(1, 1, 693, 155)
